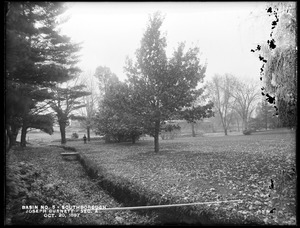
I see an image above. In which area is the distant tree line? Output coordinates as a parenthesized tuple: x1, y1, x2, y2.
(207, 2, 296, 135)
(206, 72, 293, 136)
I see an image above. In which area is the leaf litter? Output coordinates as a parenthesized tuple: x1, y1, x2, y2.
(65, 130, 296, 225)
(6, 146, 157, 225)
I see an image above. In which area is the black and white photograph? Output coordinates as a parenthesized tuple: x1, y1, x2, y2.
(5, 1, 296, 225)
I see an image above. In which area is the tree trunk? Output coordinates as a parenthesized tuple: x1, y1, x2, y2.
(211, 123, 215, 133)
(154, 134, 159, 152)
(20, 126, 28, 147)
(224, 128, 228, 136)
(265, 112, 268, 130)
(132, 135, 136, 144)
(87, 126, 91, 141)
(191, 122, 196, 137)
(220, 112, 228, 136)
(59, 122, 67, 144)
(6, 126, 19, 150)
(236, 119, 240, 132)
(12, 129, 19, 145)
(154, 120, 160, 153)
(221, 118, 228, 136)
(6, 129, 11, 152)
(6, 129, 10, 151)
(243, 115, 248, 130)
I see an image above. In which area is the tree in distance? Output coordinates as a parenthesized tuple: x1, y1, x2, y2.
(180, 102, 214, 137)
(207, 74, 237, 136)
(230, 79, 260, 131)
(207, 75, 260, 135)
(69, 72, 100, 142)
(248, 98, 279, 130)
(94, 66, 119, 98)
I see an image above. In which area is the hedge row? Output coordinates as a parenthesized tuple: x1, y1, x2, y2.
(77, 153, 215, 225)
(76, 152, 267, 225)
(51, 137, 104, 143)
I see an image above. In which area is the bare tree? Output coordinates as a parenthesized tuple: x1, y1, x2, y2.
(207, 74, 236, 135)
(73, 71, 100, 141)
(230, 79, 260, 130)
(94, 66, 119, 98)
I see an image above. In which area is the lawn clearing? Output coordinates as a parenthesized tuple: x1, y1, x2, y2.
(69, 129, 296, 225)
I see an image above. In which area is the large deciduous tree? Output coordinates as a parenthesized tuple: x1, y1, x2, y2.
(231, 80, 260, 130)
(50, 82, 90, 144)
(124, 12, 207, 152)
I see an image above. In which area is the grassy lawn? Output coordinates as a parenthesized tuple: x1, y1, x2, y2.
(67, 129, 296, 225)
(17, 126, 94, 145)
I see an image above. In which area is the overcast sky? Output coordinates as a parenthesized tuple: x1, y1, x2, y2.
(60, 2, 272, 83)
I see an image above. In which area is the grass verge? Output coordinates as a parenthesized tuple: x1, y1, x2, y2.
(5, 146, 156, 225)
(69, 129, 296, 225)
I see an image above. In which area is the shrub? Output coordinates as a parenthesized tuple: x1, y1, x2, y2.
(243, 129, 252, 135)
(198, 130, 205, 137)
(161, 124, 181, 140)
(103, 132, 142, 144)
(71, 132, 79, 139)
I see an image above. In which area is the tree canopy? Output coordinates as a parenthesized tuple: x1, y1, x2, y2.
(249, 99, 278, 130)
(50, 83, 90, 144)
(207, 74, 236, 136)
(251, 2, 296, 128)
(124, 12, 208, 152)
(95, 81, 144, 144)
(94, 66, 119, 97)
(5, 2, 82, 148)
(207, 75, 260, 134)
